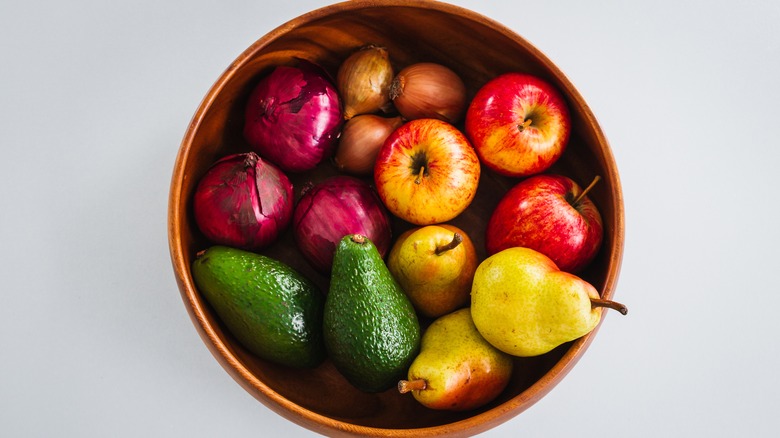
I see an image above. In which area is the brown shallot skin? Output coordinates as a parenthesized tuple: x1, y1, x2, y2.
(334, 114, 404, 175)
(337, 45, 394, 120)
(390, 63, 467, 124)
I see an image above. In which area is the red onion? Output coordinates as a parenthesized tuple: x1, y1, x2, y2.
(193, 152, 293, 250)
(243, 59, 343, 173)
(293, 176, 392, 274)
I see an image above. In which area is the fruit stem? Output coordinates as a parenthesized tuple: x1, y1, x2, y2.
(572, 175, 601, 206)
(591, 298, 628, 315)
(350, 234, 367, 244)
(435, 232, 463, 255)
(398, 379, 427, 393)
(414, 165, 426, 184)
(517, 118, 533, 132)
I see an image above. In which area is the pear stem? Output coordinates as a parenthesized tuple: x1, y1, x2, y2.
(398, 379, 427, 393)
(572, 175, 601, 206)
(414, 165, 426, 184)
(591, 298, 628, 315)
(435, 232, 463, 255)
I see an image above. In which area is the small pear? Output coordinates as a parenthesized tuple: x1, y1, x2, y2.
(387, 225, 478, 318)
(398, 308, 513, 411)
(471, 247, 627, 357)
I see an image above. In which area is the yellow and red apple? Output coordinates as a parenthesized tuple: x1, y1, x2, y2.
(486, 174, 603, 273)
(465, 72, 570, 177)
(374, 119, 480, 225)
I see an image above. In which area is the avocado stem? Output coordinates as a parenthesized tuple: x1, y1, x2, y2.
(414, 165, 426, 184)
(435, 232, 463, 255)
(350, 234, 367, 244)
(572, 175, 601, 206)
(398, 379, 427, 393)
(591, 298, 628, 315)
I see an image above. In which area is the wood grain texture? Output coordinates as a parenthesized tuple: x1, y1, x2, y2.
(168, 1, 624, 436)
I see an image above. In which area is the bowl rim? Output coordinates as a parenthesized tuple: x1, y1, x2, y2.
(168, 0, 624, 436)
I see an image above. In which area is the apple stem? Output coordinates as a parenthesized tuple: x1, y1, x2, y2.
(435, 232, 463, 255)
(591, 298, 628, 315)
(517, 118, 533, 132)
(414, 165, 426, 184)
(398, 379, 427, 393)
(572, 175, 601, 206)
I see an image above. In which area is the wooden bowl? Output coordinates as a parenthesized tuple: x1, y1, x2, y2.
(168, 1, 624, 436)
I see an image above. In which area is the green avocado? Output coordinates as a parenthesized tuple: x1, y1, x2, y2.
(324, 234, 421, 392)
(191, 246, 326, 368)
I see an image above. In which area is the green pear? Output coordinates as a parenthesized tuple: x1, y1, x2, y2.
(471, 247, 627, 357)
(387, 224, 478, 318)
(398, 308, 513, 411)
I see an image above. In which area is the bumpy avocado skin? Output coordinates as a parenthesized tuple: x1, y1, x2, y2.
(191, 246, 326, 368)
(324, 235, 421, 393)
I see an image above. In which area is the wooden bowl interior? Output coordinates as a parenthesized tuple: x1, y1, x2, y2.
(169, 1, 623, 436)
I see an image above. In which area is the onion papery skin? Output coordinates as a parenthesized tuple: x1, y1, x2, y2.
(193, 152, 294, 251)
(337, 45, 394, 120)
(334, 114, 404, 175)
(390, 62, 467, 124)
(243, 60, 343, 173)
(293, 176, 392, 274)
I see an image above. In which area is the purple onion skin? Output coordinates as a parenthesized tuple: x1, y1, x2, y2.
(293, 176, 392, 274)
(243, 60, 344, 173)
(194, 152, 294, 251)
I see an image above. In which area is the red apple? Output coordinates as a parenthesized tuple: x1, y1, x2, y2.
(485, 174, 603, 273)
(374, 119, 480, 225)
(465, 73, 571, 177)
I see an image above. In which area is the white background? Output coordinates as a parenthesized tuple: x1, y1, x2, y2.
(2, 0, 779, 437)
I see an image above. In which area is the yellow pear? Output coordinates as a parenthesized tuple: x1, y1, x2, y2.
(398, 308, 513, 411)
(387, 224, 477, 318)
(471, 247, 626, 357)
